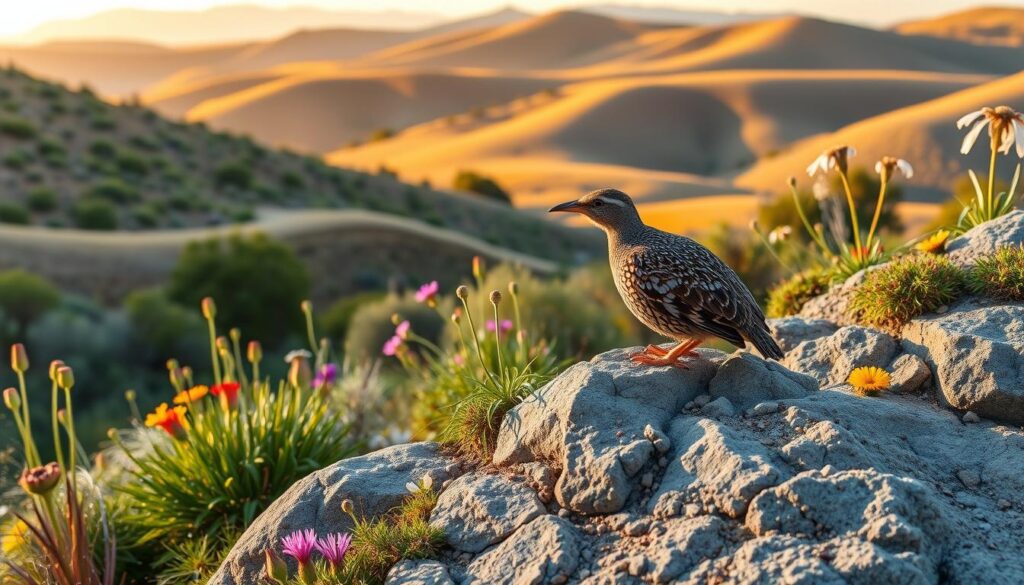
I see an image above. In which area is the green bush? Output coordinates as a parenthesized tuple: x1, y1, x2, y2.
(0, 115, 37, 139)
(344, 295, 444, 363)
(131, 203, 160, 227)
(124, 288, 204, 360)
(85, 178, 140, 204)
(969, 245, 1024, 301)
(213, 161, 253, 190)
(72, 198, 119, 230)
(3, 148, 31, 170)
(116, 150, 150, 176)
(26, 186, 58, 212)
(0, 268, 60, 338)
(452, 170, 511, 204)
(0, 201, 30, 225)
(849, 255, 965, 331)
(88, 139, 117, 158)
(167, 233, 310, 341)
(766, 269, 831, 318)
(322, 291, 386, 342)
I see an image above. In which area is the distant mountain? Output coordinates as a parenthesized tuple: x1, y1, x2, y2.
(894, 6, 1024, 46)
(419, 7, 532, 36)
(3, 4, 445, 46)
(581, 4, 790, 25)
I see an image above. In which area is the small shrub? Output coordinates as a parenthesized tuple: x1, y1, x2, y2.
(322, 292, 386, 342)
(0, 115, 36, 138)
(281, 170, 305, 190)
(116, 150, 150, 176)
(213, 161, 253, 190)
(344, 295, 444, 363)
(766, 269, 831, 318)
(849, 255, 965, 331)
(86, 178, 140, 204)
(452, 170, 511, 204)
(73, 198, 119, 230)
(131, 203, 160, 227)
(0, 201, 30, 225)
(3, 148, 31, 170)
(0, 269, 60, 337)
(27, 186, 58, 212)
(88, 139, 117, 158)
(124, 288, 203, 360)
(968, 245, 1024, 301)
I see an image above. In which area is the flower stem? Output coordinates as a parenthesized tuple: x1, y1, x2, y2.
(866, 178, 887, 250)
(17, 371, 40, 468)
(987, 138, 998, 218)
(838, 171, 863, 253)
(459, 297, 497, 390)
(207, 317, 222, 387)
(492, 303, 504, 375)
(63, 387, 77, 497)
(51, 380, 64, 471)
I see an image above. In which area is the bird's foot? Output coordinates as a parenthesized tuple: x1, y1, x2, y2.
(629, 351, 690, 369)
(642, 344, 700, 358)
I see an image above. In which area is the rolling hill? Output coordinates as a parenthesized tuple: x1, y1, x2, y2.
(895, 6, 1024, 47)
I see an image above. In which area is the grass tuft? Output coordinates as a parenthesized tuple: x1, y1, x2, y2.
(765, 268, 831, 318)
(968, 245, 1024, 302)
(849, 254, 966, 331)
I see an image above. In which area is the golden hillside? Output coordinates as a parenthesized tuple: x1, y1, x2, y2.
(896, 6, 1024, 47)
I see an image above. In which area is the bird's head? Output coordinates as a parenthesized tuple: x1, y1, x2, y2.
(548, 188, 642, 232)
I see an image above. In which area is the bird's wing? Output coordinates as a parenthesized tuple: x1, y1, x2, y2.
(631, 241, 758, 346)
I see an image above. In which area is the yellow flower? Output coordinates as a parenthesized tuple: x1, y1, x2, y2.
(172, 385, 209, 405)
(145, 403, 191, 439)
(2, 518, 31, 556)
(915, 230, 950, 255)
(848, 366, 890, 397)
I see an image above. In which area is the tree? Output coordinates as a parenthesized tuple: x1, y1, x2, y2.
(0, 269, 60, 340)
(167, 233, 310, 343)
(452, 170, 511, 204)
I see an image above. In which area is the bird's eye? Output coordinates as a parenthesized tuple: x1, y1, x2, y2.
(593, 199, 603, 207)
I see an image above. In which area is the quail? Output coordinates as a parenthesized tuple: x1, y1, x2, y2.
(550, 188, 783, 368)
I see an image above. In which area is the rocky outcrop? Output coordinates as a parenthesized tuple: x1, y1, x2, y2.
(946, 210, 1024, 267)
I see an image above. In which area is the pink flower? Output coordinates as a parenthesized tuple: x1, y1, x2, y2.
(315, 532, 353, 568)
(382, 336, 403, 357)
(414, 281, 439, 304)
(280, 529, 317, 565)
(486, 319, 514, 338)
(395, 320, 411, 339)
(453, 353, 465, 366)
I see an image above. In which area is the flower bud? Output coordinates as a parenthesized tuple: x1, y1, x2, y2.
(125, 389, 136, 403)
(472, 255, 485, 281)
(341, 499, 354, 514)
(247, 341, 263, 363)
(456, 285, 469, 300)
(49, 360, 64, 382)
(181, 366, 193, 382)
(289, 357, 311, 389)
(3, 387, 20, 410)
(265, 549, 289, 584)
(229, 328, 241, 343)
(19, 462, 61, 495)
(300, 300, 313, 315)
(10, 344, 28, 373)
(201, 297, 216, 320)
(57, 408, 66, 424)
(748, 219, 759, 232)
(216, 336, 230, 351)
(508, 282, 519, 295)
(390, 313, 401, 326)
(169, 367, 185, 388)
(489, 290, 502, 305)
(787, 176, 797, 189)
(56, 366, 74, 391)
(166, 358, 179, 371)
(107, 428, 119, 442)
(451, 311, 461, 324)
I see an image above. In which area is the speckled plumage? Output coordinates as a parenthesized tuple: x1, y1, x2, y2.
(555, 188, 783, 360)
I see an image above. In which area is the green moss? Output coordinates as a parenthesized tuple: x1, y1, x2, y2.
(849, 254, 966, 331)
(766, 269, 831, 318)
(968, 245, 1024, 302)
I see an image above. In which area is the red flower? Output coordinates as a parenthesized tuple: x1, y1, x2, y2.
(145, 403, 189, 440)
(211, 381, 241, 408)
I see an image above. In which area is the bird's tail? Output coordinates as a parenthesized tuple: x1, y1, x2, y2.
(748, 325, 785, 361)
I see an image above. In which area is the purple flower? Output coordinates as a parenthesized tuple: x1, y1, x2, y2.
(395, 320, 411, 339)
(280, 529, 317, 565)
(382, 336, 403, 357)
(486, 319, 514, 338)
(414, 281, 439, 304)
(315, 532, 353, 568)
(314, 363, 339, 388)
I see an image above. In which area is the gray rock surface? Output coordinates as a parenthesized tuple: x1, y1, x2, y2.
(385, 560, 455, 585)
(903, 300, 1024, 424)
(947, 209, 1024, 266)
(797, 269, 873, 326)
(768, 317, 839, 352)
(462, 515, 581, 585)
(783, 326, 898, 387)
(430, 472, 544, 553)
(208, 443, 460, 585)
(708, 351, 817, 410)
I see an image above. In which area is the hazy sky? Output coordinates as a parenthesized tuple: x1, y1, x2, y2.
(3, 0, 1020, 36)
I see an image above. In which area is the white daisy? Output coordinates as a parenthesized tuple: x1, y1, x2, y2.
(807, 146, 856, 177)
(874, 157, 914, 180)
(956, 106, 1024, 157)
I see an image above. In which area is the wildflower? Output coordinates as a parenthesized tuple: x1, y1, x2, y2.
(264, 549, 289, 584)
(313, 364, 338, 388)
(957, 106, 1024, 157)
(247, 341, 263, 363)
(415, 281, 440, 306)
(211, 381, 241, 407)
(281, 529, 317, 583)
(341, 499, 354, 514)
(172, 385, 209, 405)
(315, 533, 353, 571)
(18, 462, 61, 495)
(486, 319, 514, 337)
(456, 285, 469, 300)
(55, 366, 74, 391)
(382, 335, 403, 357)
(847, 366, 890, 397)
(807, 145, 856, 176)
(405, 474, 434, 494)
(48, 359, 63, 382)
(283, 349, 313, 364)
(201, 297, 216, 320)
(874, 157, 914, 181)
(768, 226, 792, 245)
(289, 357, 312, 389)
(453, 353, 465, 366)
(3, 387, 18, 410)
(395, 320, 411, 339)
(916, 230, 950, 255)
(472, 255, 485, 281)
(145, 403, 190, 439)
(10, 343, 28, 373)
(1, 519, 30, 556)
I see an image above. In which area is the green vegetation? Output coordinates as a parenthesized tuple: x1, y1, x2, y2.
(849, 254, 965, 331)
(452, 170, 512, 204)
(766, 269, 831, 318)
(968, 245, 1024, 301)
(72, 198, 119, 230)
(0, 269, 61, 339)
(26, 186, 58, 212)
(0, 201, 30, 225)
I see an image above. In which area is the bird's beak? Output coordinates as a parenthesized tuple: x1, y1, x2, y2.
(549, 199, 582, 214)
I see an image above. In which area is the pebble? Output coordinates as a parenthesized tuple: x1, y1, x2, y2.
(752, 401, 780, 416)
(963, 411, 981, 424)
(624, 518, 651, 536)
(578, 569, 591, 579)
(557, 508, 570, 519)
(551, 575, 568, 585)
(694, 394, 712, 407)
(640, 472, 654, 488)
(684, 401, 696, 411)
(957, 469, 981, 488)
(998, 499, 1011, 510)
(628, 556, 646, 576)
(684, 503, 702, 517)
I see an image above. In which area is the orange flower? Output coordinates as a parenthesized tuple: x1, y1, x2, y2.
(172, 385, 209, 405)
(915, 230, 950, 255)
(145, 403, 190, 439)
(847, 366, 890, 397)
(211, 381, 240, 408)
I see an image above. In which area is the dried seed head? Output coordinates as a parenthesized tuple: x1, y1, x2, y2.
(19, 462, 61, 495)
(489, 290, 502, 305)
(787, 176, 797, 189)
(456, 285, 469, 300)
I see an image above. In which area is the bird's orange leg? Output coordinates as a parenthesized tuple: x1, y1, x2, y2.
(630, 339, 703, 369)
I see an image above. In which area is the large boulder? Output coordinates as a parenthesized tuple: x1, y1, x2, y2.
(783, 326, 898, 387)
(946, 209, 1024, 267)
(903, 300, 1024, 424)
(429, 472, 544, 553)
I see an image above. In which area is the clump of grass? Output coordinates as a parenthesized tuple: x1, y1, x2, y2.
(968, 245, 1024, 301)
(849, 254, 966, 331)
(765, 268, 831, 318)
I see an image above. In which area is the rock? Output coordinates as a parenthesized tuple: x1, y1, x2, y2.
(708, 352, 817, 411)
(746, 469, 948, 581)
(946, 210, 1024, 267)
(769, 317, 839, 352)
(797, 268, 875, 326)
(385, 560, 455, 585)
(463, 515, 581, 585)
(693, 393, 712, 407)
(956, 469, 981, 489)
(646, 516, 730, 584)
(752, 401, 780, 416)
(903, 301, 1024, 424)
(783, 326, 899, 387)
(963, 411, 981, 424)
(430, 472, 544, 553)
(494, 347, 724, 515)
(888, 353, 932, 394)
(208, 443, 460, 585)
(701, 396, 735, 418)
(644, 424, 671, 454)
(779, 420, 881, 471)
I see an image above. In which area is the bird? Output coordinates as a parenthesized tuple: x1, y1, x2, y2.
(550, 188, 783, 368)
